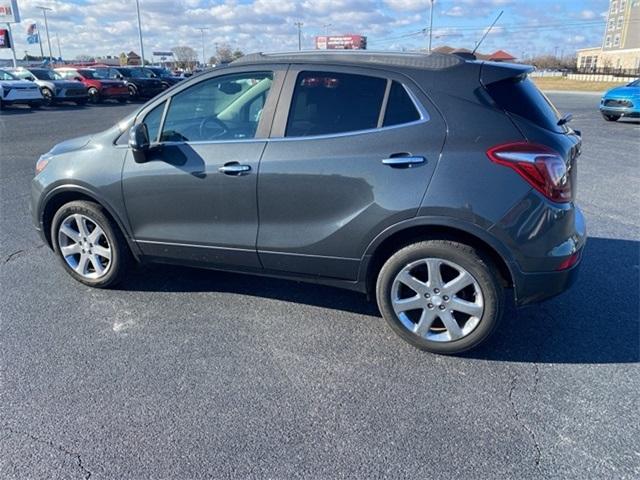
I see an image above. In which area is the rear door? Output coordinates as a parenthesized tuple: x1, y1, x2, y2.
(257, 65, 447, 280)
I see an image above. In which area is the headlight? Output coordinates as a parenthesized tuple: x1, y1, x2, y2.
(35, 153, 53, 174)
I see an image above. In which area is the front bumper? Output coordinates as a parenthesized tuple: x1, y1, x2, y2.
(599, 102, 640, 118)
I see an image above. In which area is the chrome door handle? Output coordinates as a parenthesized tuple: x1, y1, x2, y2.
(382, 156, 426, 167)
(218, 163, 251, 175)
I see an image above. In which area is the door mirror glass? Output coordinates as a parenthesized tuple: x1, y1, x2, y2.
(74, 76, 83, 82)
(129, 123, 150, 151)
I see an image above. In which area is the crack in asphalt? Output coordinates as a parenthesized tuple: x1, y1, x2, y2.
(1, 245, 45, 265)
(2, 426, 92, 479)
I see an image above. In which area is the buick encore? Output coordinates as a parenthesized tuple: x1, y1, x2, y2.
(31, 52, 586, 354)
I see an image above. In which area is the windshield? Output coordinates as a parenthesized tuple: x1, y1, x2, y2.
(31, 69, 62, 81)
(0, 69, 18, 81)
(627, 79, 639, 87)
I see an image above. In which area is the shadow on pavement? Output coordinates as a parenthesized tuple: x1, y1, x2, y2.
(120, 236, 639, 364)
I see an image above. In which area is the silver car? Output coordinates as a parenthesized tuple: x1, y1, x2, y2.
(0, 69, 43, 109)
(10, 67, 88, 106)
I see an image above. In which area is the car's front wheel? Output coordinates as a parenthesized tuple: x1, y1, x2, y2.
(376, 240, 504, 354)
(51, 201, 132, 288)
(602, 113, 620, 122)
(41, 87, 54, 106)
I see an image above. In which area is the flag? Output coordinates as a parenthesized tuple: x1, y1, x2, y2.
(27, 23, 39, 44)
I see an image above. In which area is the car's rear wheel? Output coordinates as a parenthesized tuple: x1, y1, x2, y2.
(41, 88, 54, 106)
(376, 240, 504, 354)
(51, 201, 132, 288)
(602, 113, 620, 121)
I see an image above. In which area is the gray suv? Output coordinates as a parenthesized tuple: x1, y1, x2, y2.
(31, 52, 586, 354)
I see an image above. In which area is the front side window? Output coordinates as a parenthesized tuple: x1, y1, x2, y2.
(286, 71, 386, 137)
(160, 72, 273, 142)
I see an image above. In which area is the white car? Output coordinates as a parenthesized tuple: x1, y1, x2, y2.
(0, 69, 44, 110)
(9, 67, 88, 106)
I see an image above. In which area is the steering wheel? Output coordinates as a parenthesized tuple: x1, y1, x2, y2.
(198, 116, 229, 140)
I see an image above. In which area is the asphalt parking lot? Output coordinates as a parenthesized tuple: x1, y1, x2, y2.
(1, 93, 638, 479)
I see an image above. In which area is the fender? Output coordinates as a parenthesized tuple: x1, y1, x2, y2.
(360, 215, 519, 286)
(39, 183, 143, 260)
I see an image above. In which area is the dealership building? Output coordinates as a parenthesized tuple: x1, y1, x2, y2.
(577, 0, 640, 71)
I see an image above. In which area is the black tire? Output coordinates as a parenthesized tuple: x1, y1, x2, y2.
(128, 85, 138, 99)
(51, 200, 132, 288)
(602, 113, 620, 122)
(376, 240, 504, 354)
(41, 87, 54, 106)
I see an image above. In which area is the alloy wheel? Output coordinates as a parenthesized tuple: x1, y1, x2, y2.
(391, 257, 484, 342)
(57, 214, 112, 279)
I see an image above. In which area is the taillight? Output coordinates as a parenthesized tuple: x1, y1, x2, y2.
(486, 142, 572, 203)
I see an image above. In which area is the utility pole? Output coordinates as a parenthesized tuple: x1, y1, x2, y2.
(295, 22, 303, 50)
(36, 6, 53, 62)
(428, 0, 435, 53)
(554, 45, 559, 59)
(135, 0, 146, 65)
(322, 23, 332, 36)
(197, 28, 208, 66)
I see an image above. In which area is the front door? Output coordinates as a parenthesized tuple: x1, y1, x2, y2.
(122, 68, 284, 269)
(257, 66, 447, 279)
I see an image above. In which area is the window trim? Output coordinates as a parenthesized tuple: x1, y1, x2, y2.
(273, 67, 430, 142)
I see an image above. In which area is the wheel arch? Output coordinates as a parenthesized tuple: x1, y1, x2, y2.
(363, 219, 515, 297)
(40, 185, 141, 260)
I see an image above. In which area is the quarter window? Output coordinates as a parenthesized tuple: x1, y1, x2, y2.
(383, 81, 421, 127)
(143, 101, 166, 143)
(285, 71, 386, 137)
(160, 72, 273, 142)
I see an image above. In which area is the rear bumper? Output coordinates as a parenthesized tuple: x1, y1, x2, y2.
(513, 250, 583, 305)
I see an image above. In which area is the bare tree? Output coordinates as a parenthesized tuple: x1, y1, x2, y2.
(171, 46, 198, 70)
(209, 43, 244, 65)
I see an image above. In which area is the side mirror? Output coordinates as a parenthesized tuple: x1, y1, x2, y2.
(129, 124, 150, 163)
(27, 76, 36, 81)
(116, 74, 124, 80)
(74, 76, 83, 82)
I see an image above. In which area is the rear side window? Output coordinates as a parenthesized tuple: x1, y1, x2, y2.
(286, 71, 386, 137)
(383, 81, 421, 127)
(486, 76, 563, 132)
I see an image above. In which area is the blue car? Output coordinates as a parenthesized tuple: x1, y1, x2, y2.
(600, 78, 640, 121)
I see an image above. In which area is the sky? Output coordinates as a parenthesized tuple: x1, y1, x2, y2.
(1, 0, 612, 62)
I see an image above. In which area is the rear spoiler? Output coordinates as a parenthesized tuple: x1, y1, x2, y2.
(480, 62, 535, 85)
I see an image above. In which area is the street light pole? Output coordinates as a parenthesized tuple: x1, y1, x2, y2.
(36, 6, 53, 62)
(135, 0, 146, 65)
(197, 28, 208, 66)
(428, 0, 435, 53)
(295, 22, 303, 51)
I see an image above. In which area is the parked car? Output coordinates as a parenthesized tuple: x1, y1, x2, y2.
(31, 51, 585, 354)
(144, 66, 184, 89)
(599, 79, 640, 121)
(89, 66, 164, 100)
(55, 67, 129, 104)
(0, 68, 43, 109)
(9, 67, 88, 106)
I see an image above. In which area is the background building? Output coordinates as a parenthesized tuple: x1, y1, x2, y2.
(577, 0, 640, 71)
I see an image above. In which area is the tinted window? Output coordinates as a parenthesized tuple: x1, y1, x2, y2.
(383, 81, 421, 127)
(143, 101, 166, 143)
(0, 70, 18, 81)
(286, 71, 386, 137)
(160, 72, 272, 142)
(486, 76, 563, 132)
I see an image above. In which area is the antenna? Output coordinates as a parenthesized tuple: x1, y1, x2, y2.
(472, 10, 503, 55)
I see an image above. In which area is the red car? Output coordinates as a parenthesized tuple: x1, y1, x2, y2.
(55, 67, 129, 104)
